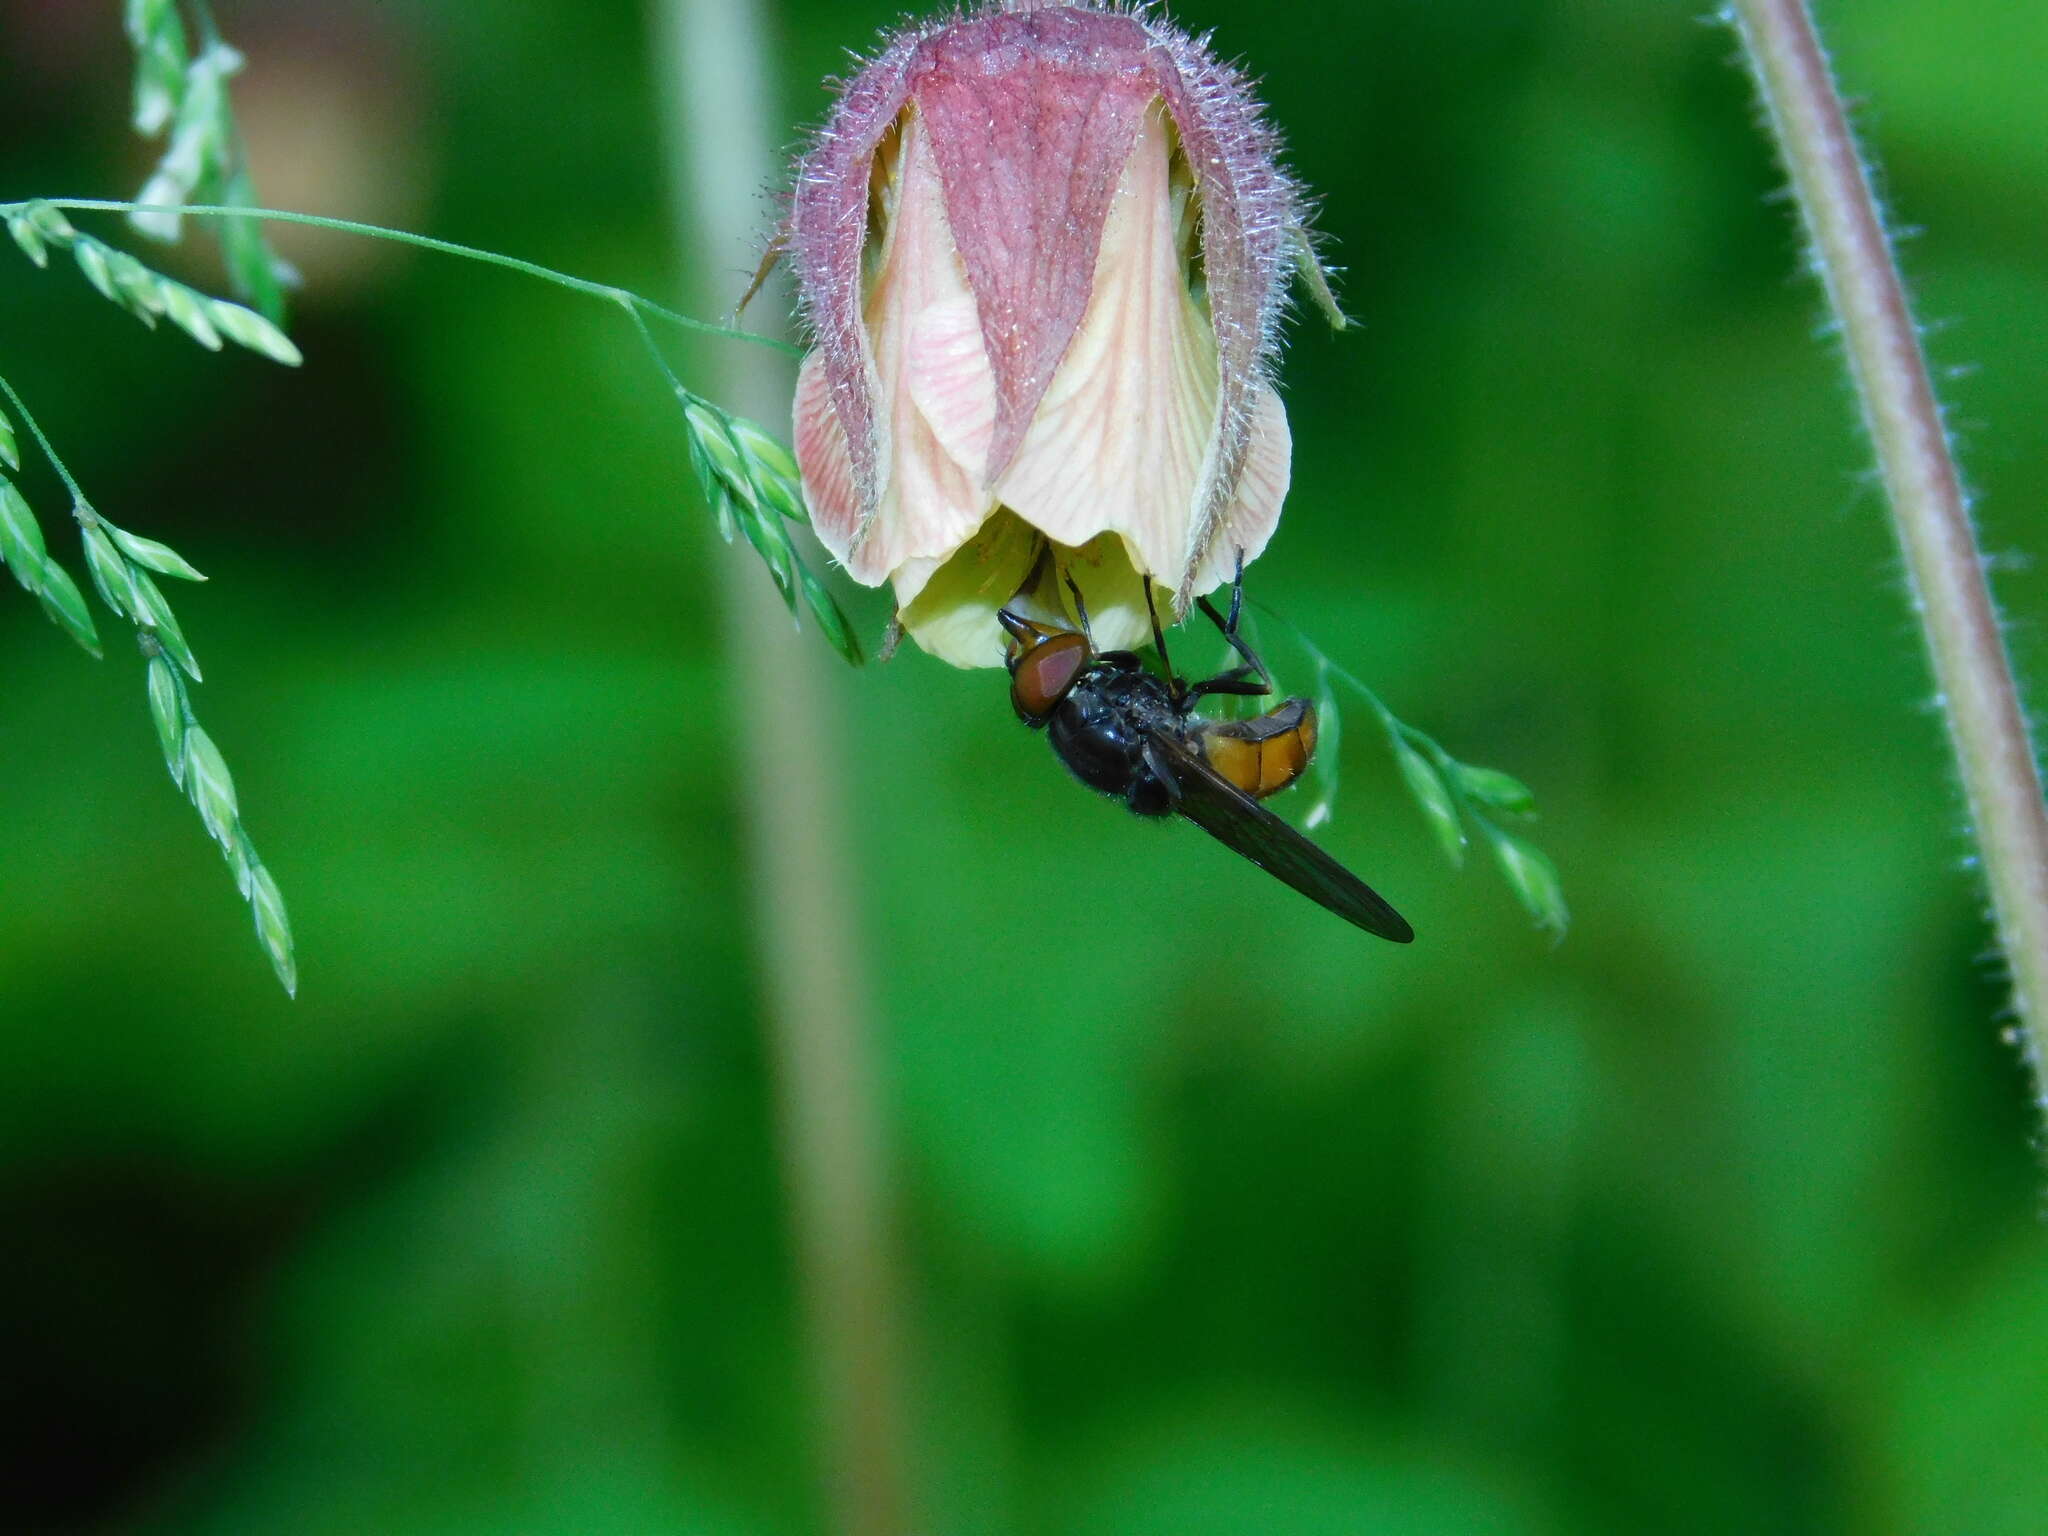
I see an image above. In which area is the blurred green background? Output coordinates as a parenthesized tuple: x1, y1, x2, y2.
(4, 0, 2047, 1531)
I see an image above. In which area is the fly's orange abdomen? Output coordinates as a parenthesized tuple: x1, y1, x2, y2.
(1198, 698, 1318, 800)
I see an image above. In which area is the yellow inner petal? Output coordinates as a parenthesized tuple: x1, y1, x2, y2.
(895, 509, 1044, 669)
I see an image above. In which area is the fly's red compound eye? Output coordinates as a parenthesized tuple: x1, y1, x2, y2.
(1010, 631, 1091, 723)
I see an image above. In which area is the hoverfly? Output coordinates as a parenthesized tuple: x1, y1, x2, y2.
(998, 566, 1414, 943)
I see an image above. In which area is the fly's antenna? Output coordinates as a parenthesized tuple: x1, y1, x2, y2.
(997, 606, 1062, 674)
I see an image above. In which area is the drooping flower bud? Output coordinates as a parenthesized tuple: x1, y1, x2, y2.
(789, 0, 1336, 666)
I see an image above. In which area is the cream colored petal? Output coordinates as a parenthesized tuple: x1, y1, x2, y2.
(904, 297, 996, 484)
(895, 509, 1044, 669)
(1181, 379, 1292, 599)
(990, 103, 1218, 596)
(844, 109, 995, 586)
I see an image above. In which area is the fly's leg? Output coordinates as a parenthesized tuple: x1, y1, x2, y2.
(1061, 570, 1094, 643)
(1136, 736, 1184, 815)
(1188, 551, 1275, 704)
(1186, 669, 1271, 703)
(1141, 576, 1183, 703)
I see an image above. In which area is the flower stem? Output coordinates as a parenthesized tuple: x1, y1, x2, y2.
(1731, 0, 2048, 1105)
(650, 1, 913, 1532)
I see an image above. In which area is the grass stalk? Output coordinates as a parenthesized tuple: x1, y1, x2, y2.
(1730, 0, 2048, 1115)
(14, 199, 798, 354)
(649, 0, 913, 1531)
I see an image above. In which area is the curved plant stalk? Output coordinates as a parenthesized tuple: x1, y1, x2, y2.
(652, 3, 912, 1535)
(12, 197, 796, 353)
(4, 197, 858, 663)
(1731, 0, 2048, 1108)
(0, 371, 294, 993)
(1241, 602, 1566, 936)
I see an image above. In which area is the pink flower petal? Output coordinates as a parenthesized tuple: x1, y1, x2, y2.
(907, 6, 1160, 487)
(1146, 28, 1304, 605)
(793, 348, 861, 563)
(789, 31, 918, 520)
(800, 112, 991, 585)
(989, 105, 1220, 596)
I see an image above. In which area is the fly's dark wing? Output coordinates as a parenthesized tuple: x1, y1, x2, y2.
(1155, 732, 1415, 943)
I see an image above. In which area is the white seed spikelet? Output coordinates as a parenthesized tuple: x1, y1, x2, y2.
(37, 563, 100, 654)
(0, 481, 48, 582)
(73, 241, 123, 310)
(249, 864, 297, 997)
(146, 654, 186, 786)
(183, 726, 239, 849)
(7, 211, 50, 267)
(206, 299, 302, 365)
(108, 523, 206, 581)
(1394, 738, 1466, 868)
(1490, 830, 1569, 937)
(158, 283, 223, 351)
(130, 567, 202, 680)
(82, 522, 142, 620)
(105, 247, 168, 319)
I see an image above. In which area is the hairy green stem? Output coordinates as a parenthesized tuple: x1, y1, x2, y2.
(0, 363, 294, 989)
(1731, 0, 2048, 1102)
(10, 199, 800, 354)
(651, 2, 913, 1533)
(0, 370, 88, 504)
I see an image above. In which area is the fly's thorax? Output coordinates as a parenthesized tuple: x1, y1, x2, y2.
(1083, 657, 1179, 727)
(1044, 657, 1177, 804)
